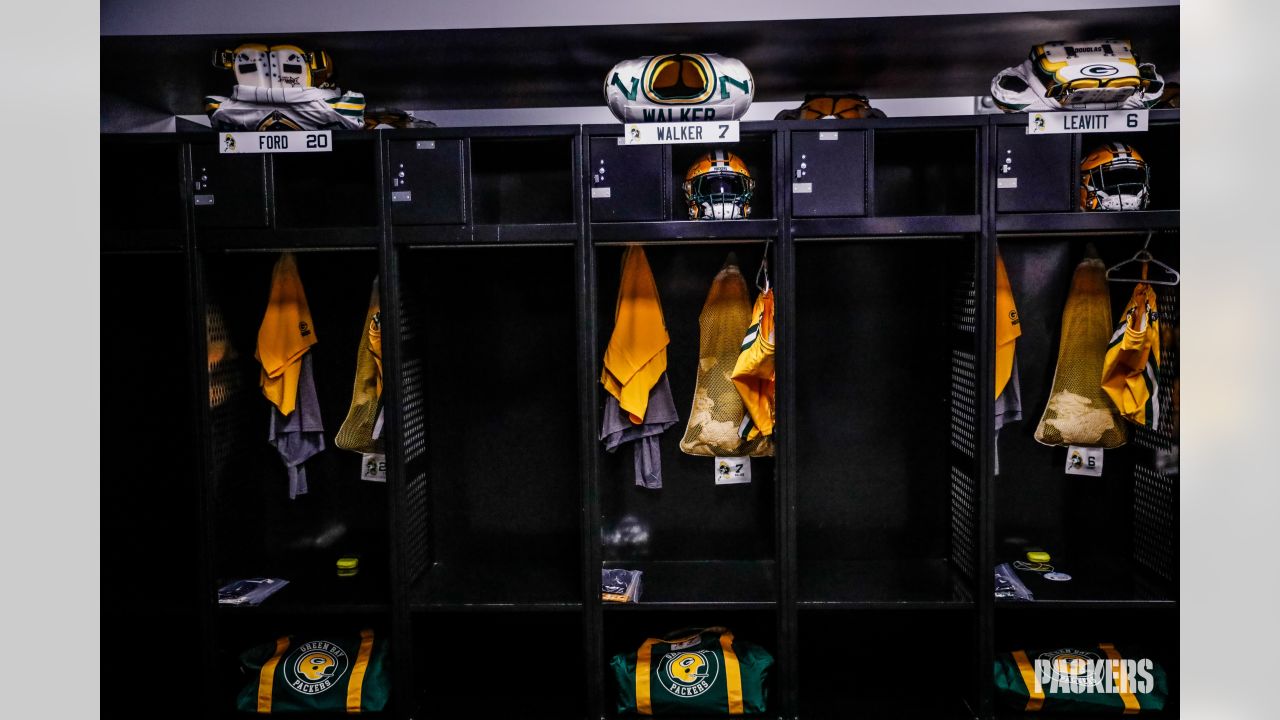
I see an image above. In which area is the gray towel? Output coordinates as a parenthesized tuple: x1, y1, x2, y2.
(269, 352, 326, 498)
(994, 354, 1023, 476)
(601, 373, 678, 489)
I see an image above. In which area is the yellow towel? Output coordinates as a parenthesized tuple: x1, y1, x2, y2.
(1034, 251, 1126, 448)
(255, 252, 317, 416)
(731, 287, 775, 440)
(336, 277, 384, 453)
(994, 249, 1021, 399)
(602, 245, 670, 424)
(1102, 282, 1161, 429)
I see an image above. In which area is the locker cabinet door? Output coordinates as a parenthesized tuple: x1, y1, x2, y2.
(589, 137, 664, 222)
(995, 127, 1073, 213)
(791, 130, 866, 217)
(191, 143, 269, 228)
(389, 139, 466, 225)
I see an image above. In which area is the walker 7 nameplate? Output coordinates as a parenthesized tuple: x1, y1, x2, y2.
(219, 130, 333, 154)
(624, 121, 739, 145)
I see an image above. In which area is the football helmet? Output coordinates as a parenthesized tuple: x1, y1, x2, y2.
(683, 150, 754, 220)
(775, 92, 886, 120)
(1080, 142, 1151, 211)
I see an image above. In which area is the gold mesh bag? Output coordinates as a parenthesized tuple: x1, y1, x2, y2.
(336, 277, 384, 453)
(1035, 251, 1127, 448)
(680, 255, 773, 457)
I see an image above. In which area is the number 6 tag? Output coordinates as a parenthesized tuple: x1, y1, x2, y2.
(1064, 445, 1104, 477)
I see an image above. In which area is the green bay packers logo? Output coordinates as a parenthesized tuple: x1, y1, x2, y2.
(657, 650, 720, 699)
(283, 641, 350, 695)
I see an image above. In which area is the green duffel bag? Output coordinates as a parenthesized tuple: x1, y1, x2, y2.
(612, 627, 773, 715)
(994, 643, 1168, 713)
(236, 628, 389, 713)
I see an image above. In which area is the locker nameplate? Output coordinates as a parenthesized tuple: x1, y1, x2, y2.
(415, 140, 436, 150)
(792, 182, 813, 194)
(591, 187, 612, 199)
(1027, 110, 1147, 135)
(819, 131, 839, 141)
(623, 120, 739, 145)
(218, 130, 332, 154)
(193, 194, 215, 206)
(997, 177, 1018, 189)
(391, 191, 413, 203)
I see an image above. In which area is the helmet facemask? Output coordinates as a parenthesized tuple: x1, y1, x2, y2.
(684, 171, 754, 220)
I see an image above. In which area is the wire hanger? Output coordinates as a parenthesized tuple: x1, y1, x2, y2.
(755, 238, 773, 293)
(1106, 231, 1180, 286)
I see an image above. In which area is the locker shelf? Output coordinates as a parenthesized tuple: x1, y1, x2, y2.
(410, 561, 582, 610)
(798, 558, 974, 608)
(601, 560, 777, 608)
(996, 210, 1180, 234)
(591, 219, 780, 243)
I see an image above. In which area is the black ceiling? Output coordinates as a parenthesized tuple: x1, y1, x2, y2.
(101, 6, 1178, 131)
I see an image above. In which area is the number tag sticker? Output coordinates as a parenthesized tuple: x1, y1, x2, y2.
(361, 453, 387, 482)
(623, 121, 739, 145)
(715, 456, 751, 485)
(219, 130, 333, 153)
(1064, 446, 1104, 476)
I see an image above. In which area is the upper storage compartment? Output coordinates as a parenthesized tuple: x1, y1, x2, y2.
(273, 136, 380, 227)
(471, 135, 575, 224)
(874, 127, 979, 216)
(190, 134, 379, 231)
(587, 126, 776, 225)
(993, 110, 1179, 216)
(388, 138, 466, 225)
(790, 129, 867, 218)
(784, 119, 981, 221)
(101, 136, 184, 246)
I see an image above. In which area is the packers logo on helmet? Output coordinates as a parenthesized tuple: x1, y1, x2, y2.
(683, 150, 754, 220)
(1080, 142, 1151, 211)
(297, 651, 338, 682)
(775, 92, 887, 120)
(670, 653, 709, 684)
(281, 641, 350, 695)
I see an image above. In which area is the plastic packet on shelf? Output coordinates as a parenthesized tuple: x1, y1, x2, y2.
(602, 568, 643, 603)
(994, 562, 1034, 601)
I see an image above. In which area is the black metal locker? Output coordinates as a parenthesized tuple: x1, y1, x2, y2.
(388, 139, 466, 225)
(589, 137, 665, 222)
(791, 130, 866, 217)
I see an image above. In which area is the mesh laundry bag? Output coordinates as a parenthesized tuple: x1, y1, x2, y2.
(680, 255, 772, 457)
(1035, 249, 1127, 448)
(336, 278, 384, 453)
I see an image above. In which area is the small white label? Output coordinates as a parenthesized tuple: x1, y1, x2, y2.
(591, 187, 612, 199)
(792, 182, 813, 194)
(361, 453, 387, 482)
(997, 177, 1018, 189)
(219, 130, 333, 154)
(818, 131, 839, 141)
(623, 120, 739, 145)
(1065, 446, 1104, 476)
(415, 140, 436, 150)
(1027, 110, 1148, 135)
(715, 456, 751, 485)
